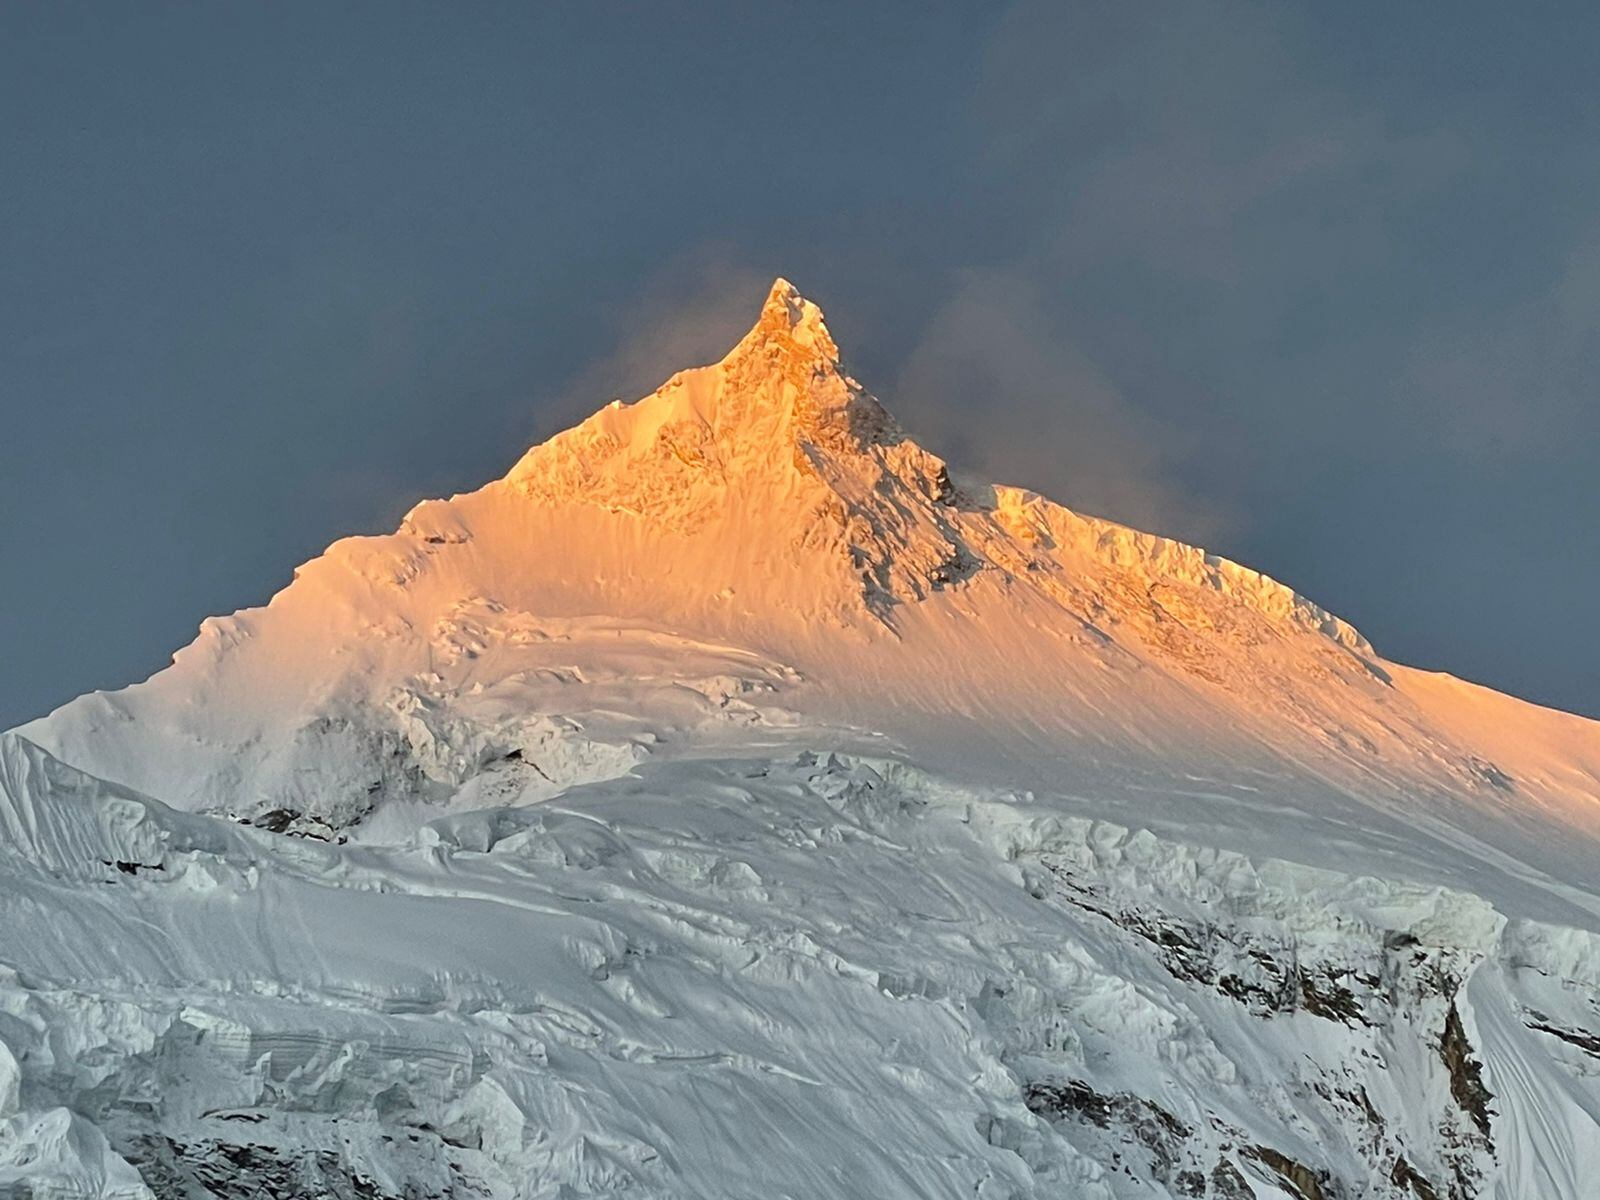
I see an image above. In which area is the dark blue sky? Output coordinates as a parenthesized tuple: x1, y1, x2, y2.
(5, 2, 1598, 728)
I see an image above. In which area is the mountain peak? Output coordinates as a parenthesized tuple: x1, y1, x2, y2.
(726, 277, 840, 376)
(10, 260, 1600, 1200)
(491, 276, 1381, 655)
(506, 276, 888, 507)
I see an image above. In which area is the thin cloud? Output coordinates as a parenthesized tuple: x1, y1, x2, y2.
(549, 256, 1234, 545)
(889, 270, 1235, 544)
(546, 257, 776, 431)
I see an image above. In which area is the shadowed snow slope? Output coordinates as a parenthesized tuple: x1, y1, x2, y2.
(6, 280, 1600, 1198)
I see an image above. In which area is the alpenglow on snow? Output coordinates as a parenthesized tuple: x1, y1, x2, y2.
(4, 280, 1600, 1198)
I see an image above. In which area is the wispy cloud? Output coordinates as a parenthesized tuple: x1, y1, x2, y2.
(888, 270, 1234, 542)
(546, 255, 775, 429)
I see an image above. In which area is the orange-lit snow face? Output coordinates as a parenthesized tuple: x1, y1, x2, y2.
(20, 277, 1600, 912)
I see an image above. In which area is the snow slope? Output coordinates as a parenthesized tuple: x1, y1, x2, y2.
(5, 280, 1600, 1198)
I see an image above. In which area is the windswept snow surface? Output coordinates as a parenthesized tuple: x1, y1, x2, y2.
(7, 280, 1600, 1197)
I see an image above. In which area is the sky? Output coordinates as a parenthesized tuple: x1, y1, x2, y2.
(4, 1, 1599, 729)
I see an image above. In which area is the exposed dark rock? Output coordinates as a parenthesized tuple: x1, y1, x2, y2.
(1033, 860, 1383, 1027)
(127, 1135, 449, 1200)
(102, 859, 164, 876)
(240, 806, 344, 842)
(253, 808, 299, 834)
(1243, 1144, 1332, 1200)
(1073, 900, 1372, 1025)
(1352, 1086, 1382, 1129)
(1025, 1080, 1114, 1127)
(1390, 1154, 1442, 1200)
(1025, 1080, 1195, 1188)
(1525, 1013, 1600, 1058)
(1210, 1158, 1257, 1199)
(1298, 969, 1370, 1026)
(1440, 1004, 1493, 1142)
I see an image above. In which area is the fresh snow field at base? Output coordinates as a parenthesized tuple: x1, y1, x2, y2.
(5, 281, 1599, 1198)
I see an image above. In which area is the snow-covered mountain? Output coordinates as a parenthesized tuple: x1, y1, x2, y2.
(4, 280, 1599, 1198)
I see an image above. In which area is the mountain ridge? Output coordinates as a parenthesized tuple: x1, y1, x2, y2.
(12, 278, 1600, 914)
(432, 277, 1367, 647)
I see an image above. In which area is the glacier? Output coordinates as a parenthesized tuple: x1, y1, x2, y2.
(4, 279, 1599, 1198)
